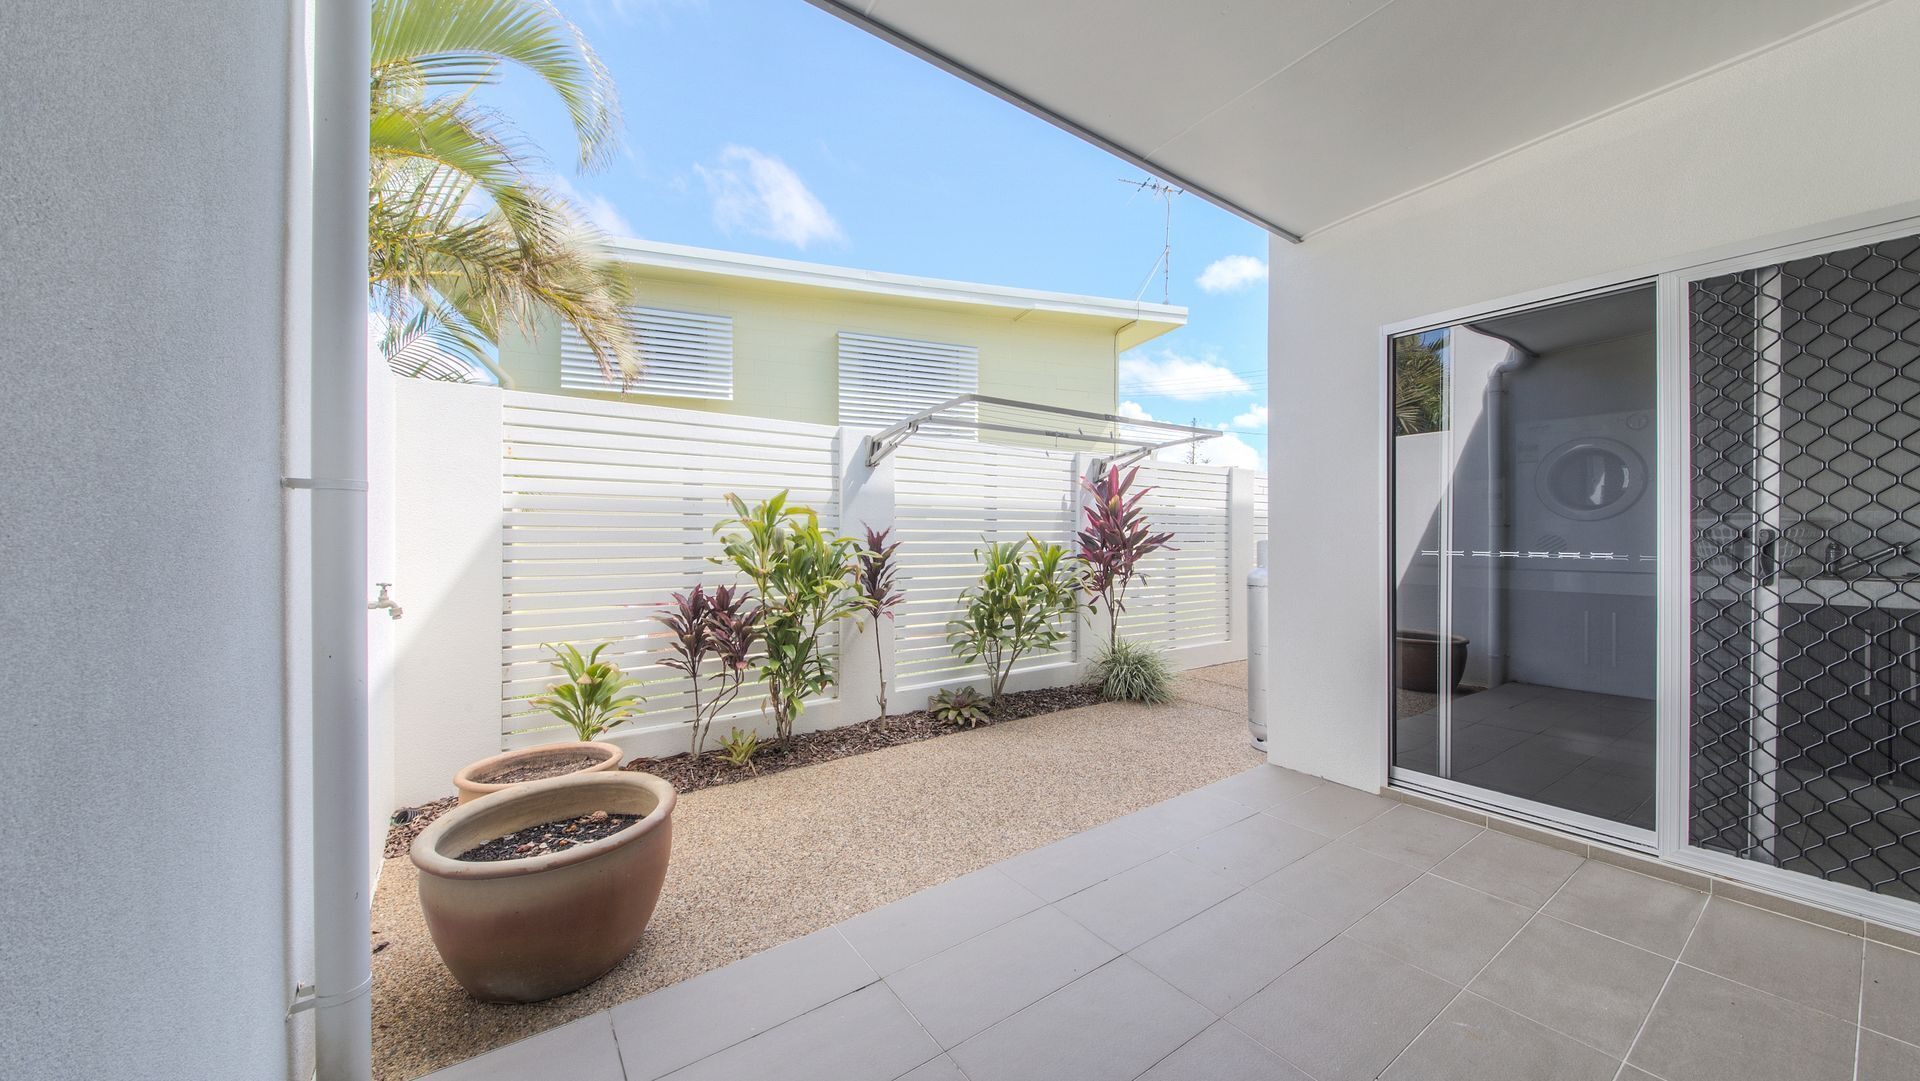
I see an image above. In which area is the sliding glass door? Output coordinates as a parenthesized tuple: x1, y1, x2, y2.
(1391, 286, 1659, 838)
(1686, 231, 1920, 903)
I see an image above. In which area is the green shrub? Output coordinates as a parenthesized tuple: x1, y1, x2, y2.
(718, 726, 763, 768)
(946, 536, 1080, 702)
(713, 491, 864, 747)
(529, 642, 646, 741)
(1092, 639, 1174, 704)
(928, 686, 991, 728)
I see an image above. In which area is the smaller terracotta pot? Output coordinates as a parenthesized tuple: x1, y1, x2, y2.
(412, 771, 676, 1003)
(453, 741, 623, 804)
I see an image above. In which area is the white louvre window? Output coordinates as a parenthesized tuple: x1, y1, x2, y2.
(559, 306, 733, 400)
(837, 332, 978, 438)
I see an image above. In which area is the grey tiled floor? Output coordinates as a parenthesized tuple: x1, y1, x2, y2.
(1396, 682, 1657, 828)
(424, 766, 1919, 1081)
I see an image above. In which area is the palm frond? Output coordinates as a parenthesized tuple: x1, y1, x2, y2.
(377, 300, 503, 383)
(372, 0, 620, 169)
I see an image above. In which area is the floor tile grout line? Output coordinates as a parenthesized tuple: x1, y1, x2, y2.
(1378, 863, 1595, 1077)
(1206, 825, 1500, 1075)
(841, 869, 1050, 978)
(607, 1009, 633, 1081)
(1219, 1014, 1327, 1081)
(1113, 962, 1256, 1081)
(1610, 882, 1711, 1081)
(1661, 957, 1866, 1026)
(1853, 934, 1866, 1081)
(876, 973, 958, 1081)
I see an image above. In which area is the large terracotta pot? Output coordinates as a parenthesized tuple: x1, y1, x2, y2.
(411, 771, 676, 1003)
(452, 741, 623, 804)
(1395, 630, 1469, 694)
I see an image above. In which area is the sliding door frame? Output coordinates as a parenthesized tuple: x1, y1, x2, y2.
(1656, 213, 1920, 935)
(1379, 201, 1920, 933)
(1382, 277, 1660, 854)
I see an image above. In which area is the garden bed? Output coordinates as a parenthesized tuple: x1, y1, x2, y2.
(384, 683, 1102, 856)
(626, 683, 1102, 794)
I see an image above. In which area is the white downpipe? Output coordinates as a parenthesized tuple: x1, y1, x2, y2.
(312, 0, 372, 1076)
(1480, 342, 1536, 689)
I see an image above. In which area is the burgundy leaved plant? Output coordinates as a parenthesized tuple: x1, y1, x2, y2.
(855, 525, 904, 719)
(1076, 464, 1175, 642)
(655, 584, 763, 756)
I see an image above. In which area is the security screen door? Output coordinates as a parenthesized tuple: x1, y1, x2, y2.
(1688, 231, 1920, 903)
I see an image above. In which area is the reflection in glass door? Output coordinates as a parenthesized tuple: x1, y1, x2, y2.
(1391, 286, 1659, 834)
(1689, 231, 1920, 902)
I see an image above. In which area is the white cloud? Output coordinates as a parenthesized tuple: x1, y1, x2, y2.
(1196, 254, 1268, 294)
(550, 174, 634, 237)
(697, 146, 845, 249)
(1229, 403, 1268, 430)
(1118, 350, 1251, 401)
(1161, 431, 1261, 470)
(1116, 400, 1155, 421)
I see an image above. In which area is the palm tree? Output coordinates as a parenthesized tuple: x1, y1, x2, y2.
(1392, 333, 1446, 436)
(370, 0, 637, 383)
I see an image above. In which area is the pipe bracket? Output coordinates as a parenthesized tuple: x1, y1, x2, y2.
(283, 476, 369, 492)
(288, 975, 372, 1017)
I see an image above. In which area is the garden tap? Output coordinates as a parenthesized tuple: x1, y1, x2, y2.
(368, 582, 404, 620)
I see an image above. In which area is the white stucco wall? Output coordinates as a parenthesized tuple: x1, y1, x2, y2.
(1264, 0, 1920, 790)
(0, 3, 303, 1079)
(391, 379, 508, 807)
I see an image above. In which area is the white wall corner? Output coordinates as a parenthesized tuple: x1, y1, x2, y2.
(390, 379, 509, 807)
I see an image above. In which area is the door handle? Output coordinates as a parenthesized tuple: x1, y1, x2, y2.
(1748, 526, 1778, 584)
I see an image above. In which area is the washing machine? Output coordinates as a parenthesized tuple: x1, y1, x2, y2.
(1504, 408, 1657, 698)
(1511, 409, 1656, 569)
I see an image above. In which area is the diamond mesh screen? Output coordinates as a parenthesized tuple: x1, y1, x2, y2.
(1690, 232, 1920, 902)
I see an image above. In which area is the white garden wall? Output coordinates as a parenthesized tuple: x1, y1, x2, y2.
(386, 381, 1257, 808)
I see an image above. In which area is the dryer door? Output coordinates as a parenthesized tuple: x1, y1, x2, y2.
(1536, 436, 1647, 521)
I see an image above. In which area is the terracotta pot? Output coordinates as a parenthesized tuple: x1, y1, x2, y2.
(1395, 630, 1469, 694)
(452, 741, 623, 804)
(411, 771, 676, 1003)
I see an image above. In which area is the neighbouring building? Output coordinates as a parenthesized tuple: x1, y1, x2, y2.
(493, 238, 1186, 431)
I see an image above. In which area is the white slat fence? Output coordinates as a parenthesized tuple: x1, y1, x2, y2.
(892, 438, 1082, 691)
(499, 393, 838, 747)
(395, 384, 1257, 766)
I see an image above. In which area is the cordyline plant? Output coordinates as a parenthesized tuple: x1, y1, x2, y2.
(855, 525, 904, 719)
(529, 642, 646, 741)
(947, 536, 1081, 703)
(1076, 463, 1175, 643)
(713, 491, 865, 748)
(655, 584, 762, 756)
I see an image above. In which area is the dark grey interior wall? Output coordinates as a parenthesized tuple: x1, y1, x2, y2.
(0, 3, 295, 1078)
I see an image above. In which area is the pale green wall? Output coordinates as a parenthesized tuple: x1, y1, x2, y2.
(496, 267, 1127, 426)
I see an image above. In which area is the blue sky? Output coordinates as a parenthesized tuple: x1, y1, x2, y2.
(495, 0, 1269, 466)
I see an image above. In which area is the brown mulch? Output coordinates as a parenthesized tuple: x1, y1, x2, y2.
(382, 683, 1104, 857)
(454, 810, 643, 862)
(625, 683, 1103, 794)
(474, 749, 606, 785)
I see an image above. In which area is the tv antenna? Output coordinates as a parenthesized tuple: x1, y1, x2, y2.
(1120, 177, 1184, 304)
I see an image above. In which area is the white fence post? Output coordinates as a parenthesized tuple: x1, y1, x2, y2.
(1228, 467, 1256, 654)
(836, 427, 896, 723)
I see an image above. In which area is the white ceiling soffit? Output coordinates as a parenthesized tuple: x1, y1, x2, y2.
(808, 0, 1881, 242)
